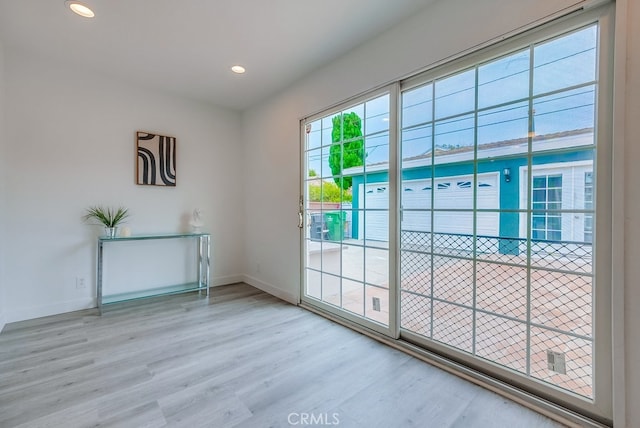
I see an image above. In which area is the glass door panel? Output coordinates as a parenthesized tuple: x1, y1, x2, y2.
(302, 92, 391, 331)
(399, 24, 598, 399)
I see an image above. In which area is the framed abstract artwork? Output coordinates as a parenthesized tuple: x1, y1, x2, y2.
(136, 131, 176, 186)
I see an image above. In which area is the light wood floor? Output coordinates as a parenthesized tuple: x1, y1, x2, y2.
(0, 283, 564, 428)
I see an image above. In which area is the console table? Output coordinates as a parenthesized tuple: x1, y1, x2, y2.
(97, 233, 210, 312)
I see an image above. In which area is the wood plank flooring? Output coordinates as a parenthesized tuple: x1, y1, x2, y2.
(0, 283, 564, 427)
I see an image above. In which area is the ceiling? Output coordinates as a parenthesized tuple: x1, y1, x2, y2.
(0, 0, 437, 111)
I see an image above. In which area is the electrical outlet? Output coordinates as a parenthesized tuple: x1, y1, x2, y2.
(256, 263, 261, 273)
(76, 277, 86, 289)
(372, 297, 381, 312)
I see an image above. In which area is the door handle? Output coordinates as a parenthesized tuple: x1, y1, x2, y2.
(298, 195, 304, 229)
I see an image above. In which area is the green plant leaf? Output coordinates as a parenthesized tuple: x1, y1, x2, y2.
(83, 206, 130, 227)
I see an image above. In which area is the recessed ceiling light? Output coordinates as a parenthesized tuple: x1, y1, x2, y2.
(65, 1, 95, 18)
(231, 65, 246, 74)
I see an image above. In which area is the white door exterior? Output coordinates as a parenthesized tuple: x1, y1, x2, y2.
(360, 172, 500, 241)
(518, 161, 594, 242)
(358, 184, 389, 241)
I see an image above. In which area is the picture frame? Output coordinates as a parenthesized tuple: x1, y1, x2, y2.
(136, 131, 177, 186)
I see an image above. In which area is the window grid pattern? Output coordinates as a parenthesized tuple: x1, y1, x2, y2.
(304, 94, 391, 327)
(400, 25, 596, 398)
(532, 174, 563, 241)
(584, 172, 594, 243)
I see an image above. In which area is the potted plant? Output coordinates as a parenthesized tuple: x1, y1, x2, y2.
(83, 206, 130, 238)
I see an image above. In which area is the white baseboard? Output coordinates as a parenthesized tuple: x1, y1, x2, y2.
(3, 274, 295, 324)
(6, 297, 96, 324)
(242, 274, 299, 305)
(210, 274, 244, 287)
(6, 275, 244, 323)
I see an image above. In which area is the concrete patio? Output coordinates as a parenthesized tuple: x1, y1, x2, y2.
(305, 238, 593, 398)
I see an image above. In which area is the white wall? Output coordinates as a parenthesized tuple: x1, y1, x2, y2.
(241, 0, 636, 424)
(2, 49, 244, 322)
(0, 41, 6, 332)
(242, 0, 585, 308)
(1, 0, 637, 423)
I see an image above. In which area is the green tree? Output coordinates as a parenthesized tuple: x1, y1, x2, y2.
(329, 112, 364, 190)
(308, 181, 352, 203)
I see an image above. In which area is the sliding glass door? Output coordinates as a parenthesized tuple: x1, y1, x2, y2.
(301, 4, 613, 421)
(400, 22, 600, 399)
(301, 88, 396, 335)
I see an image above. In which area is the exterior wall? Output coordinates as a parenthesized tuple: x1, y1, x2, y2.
(351, 171, 387, 238)
(307, 202, 341, 212)
(349, 149, 594, 245)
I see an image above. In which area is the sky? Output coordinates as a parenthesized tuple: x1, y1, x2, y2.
(305, 24, 597, 179)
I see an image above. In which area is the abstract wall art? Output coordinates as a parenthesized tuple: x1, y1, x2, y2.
(136, 131, 176, 186)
